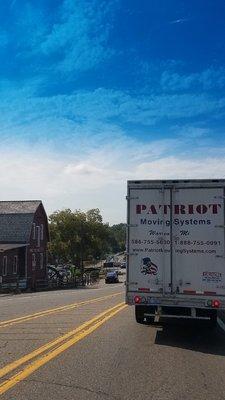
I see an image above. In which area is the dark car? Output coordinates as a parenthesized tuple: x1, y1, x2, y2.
(105, 271, 119, 284)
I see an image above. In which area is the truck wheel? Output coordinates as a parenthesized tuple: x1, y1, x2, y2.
(209, 310, 217, 328)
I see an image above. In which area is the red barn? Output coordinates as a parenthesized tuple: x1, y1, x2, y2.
(0, 201, 49, 290)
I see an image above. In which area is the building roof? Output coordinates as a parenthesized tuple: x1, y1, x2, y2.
(0, 243, 28, 252)
(0, 201, 43, 243)
(0, 201, 42, 214)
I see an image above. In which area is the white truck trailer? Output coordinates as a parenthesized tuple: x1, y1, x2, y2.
(126, 179, 225, 327)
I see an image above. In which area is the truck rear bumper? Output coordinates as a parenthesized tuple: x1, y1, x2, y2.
(146, 314, 210, 320)
(126, 291, 225, 310)
(142, 306, 216, 320)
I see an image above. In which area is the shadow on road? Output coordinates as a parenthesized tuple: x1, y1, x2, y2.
(154, 319, 225, 356)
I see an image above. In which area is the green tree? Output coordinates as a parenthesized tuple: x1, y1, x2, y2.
(48, 208, 113, 268)
(108, 223, 126, 253)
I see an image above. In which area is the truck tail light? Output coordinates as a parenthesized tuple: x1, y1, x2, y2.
(134, 295, 142, 304)
(212, 299, 221, 308)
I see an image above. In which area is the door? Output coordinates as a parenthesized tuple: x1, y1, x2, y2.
(128, 187, 172, 294)
(172, 187, 225, 296)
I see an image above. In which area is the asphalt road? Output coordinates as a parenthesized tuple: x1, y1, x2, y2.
(1, 279, 225, 400)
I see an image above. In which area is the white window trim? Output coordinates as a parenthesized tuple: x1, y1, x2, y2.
(32, 223, 36, 240)
(37, 226, 40, 247)
(13, 255, 18, 274)
(40, 253, 44, 269)
(41, 224, 44, 241)
(3, 256, 7, 276)
(32, 253, 36, 270)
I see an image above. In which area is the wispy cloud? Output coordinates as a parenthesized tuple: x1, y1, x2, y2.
(0, 0, 116, 80)
(10, 0, 17, 9)
(169, 18, 190, 24)
(14, 3, 49, 53)
(161, 67, 225, 92)
(0, 87, 224, 142)
(0, 31, 9, 48)
(172, 125, 210, 139)
(40, 0, 114, 73)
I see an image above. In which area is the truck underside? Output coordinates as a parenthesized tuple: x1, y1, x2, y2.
(135, 304, 218, 327)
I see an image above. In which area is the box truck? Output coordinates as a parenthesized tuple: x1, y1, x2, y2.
(126, 179, 225, 327)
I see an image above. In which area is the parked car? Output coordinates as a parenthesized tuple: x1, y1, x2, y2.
(105, 271, 119, 284)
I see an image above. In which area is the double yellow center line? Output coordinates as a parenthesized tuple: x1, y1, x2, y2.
(0, 292, 123, 329)
(0, 302, 127, 395)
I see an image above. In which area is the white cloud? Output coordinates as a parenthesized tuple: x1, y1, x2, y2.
(1, 137, 225, 225)
(0, 84, 224, 225)
(136, 157, 225, 179)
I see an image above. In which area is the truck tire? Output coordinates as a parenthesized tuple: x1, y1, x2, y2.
(209, 310, 217, 328)
(135, 306, 154, 325)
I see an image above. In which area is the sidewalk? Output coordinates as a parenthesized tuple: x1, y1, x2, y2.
(0, 293, 15, 298)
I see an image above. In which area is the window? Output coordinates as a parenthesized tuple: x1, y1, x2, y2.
(32, 253, 36, 270)
(36, 226, 40, 247)
(32, 223, 36, 240)
(13, 255, 18, 274)
(41, 224, 44, 241)
(40, 253, 44, 269)
(3, 256, 7, 276)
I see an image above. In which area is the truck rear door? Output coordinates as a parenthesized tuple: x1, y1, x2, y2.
(128, 184, 225, 297)
(128, 187, 172, 294)
(172, 187, 225, 296)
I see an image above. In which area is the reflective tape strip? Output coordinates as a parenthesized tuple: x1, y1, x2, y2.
(138, 288, 150, 292)
(204, 291, 217, 295)
(183, 290, 217, 296)
(183, 290, 196, 294)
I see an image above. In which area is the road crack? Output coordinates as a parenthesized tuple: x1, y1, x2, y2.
(26, 378, 122, 400)
(0, 341, 8, 349)
(201, 371, 208, 390)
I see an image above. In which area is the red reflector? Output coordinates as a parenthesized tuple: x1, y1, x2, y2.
(138, 288, 150, 292)
(134, 295, 142, 304)
(212, 299, 221, 308)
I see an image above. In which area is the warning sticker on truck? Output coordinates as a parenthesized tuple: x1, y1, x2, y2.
(202, 271, 222, 283)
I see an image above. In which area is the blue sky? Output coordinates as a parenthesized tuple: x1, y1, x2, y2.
(1, 0, 225, 223)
